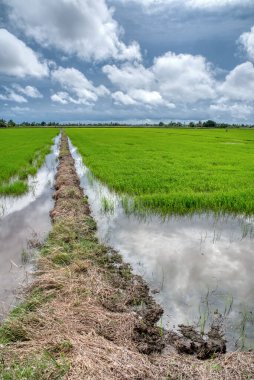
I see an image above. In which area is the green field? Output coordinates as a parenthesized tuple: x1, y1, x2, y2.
(0, 128, 59, 196)
(67, 128, 254, 216)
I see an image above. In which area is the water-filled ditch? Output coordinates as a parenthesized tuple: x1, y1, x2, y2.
(69, 139, 254, 351)
(0, 135, 60, 320)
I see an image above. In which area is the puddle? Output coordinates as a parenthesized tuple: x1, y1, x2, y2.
(69, 140, 254, 352)
(0, 135, 60, 320)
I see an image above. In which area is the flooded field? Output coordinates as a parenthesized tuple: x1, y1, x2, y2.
(70, 140, 254, 351)
(0, 136, 60, 319)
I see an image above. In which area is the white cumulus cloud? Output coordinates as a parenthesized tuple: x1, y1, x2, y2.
(239, 26, 254, 61)
(0, 29, 48, 78)
(152, 52, 216, 103)
(13, 85, 43, 98)
(51, 92, 77, 105)
(112, 91, 138, 105)
(0, 87, 28, 103)
(103, 63, 153, 91)
(210, 61, 254, 120)
(4, 0, 141, 62)
(219, 62, 254, 101)
(104, 51, 216, 107)
(210, 103, 253, 120)
(103, 50, 254, 121)
(51, 67, 110, 105)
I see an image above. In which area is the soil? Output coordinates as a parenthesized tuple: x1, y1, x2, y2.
(0, 134, 253, 380)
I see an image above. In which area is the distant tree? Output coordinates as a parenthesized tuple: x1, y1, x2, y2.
(0, 118, 7, 128)
(159, 121, 164, 127)
(7, 119, 16, 128)
(189, 122, 195, 128)
(203, 120, 217, 128)
(217, 123, 228, 129)
(41, 121, 46, 126)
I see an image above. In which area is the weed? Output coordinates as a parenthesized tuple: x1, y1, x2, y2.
(21, 249, 30, 264)
(47, 340, 73, 355)
(85, 217, 97, 231)
(210, 363, 222, 372)
(236, 306, 254, 350)
(0, 352, 70, 379)
(0, 319, 28, 343)
(51, 252, 73, 266)
(198, 289, 210, 336)
(159, 318, 164, 337)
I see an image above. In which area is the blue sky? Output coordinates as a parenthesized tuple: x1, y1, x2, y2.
(0, 0, 254, 123)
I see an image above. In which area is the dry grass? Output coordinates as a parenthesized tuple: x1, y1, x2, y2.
(0, 135, 253, 380)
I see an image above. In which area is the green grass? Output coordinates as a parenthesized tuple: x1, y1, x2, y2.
(66, 128, 254, 216)
(0, 352, 70, 380)
(0, 128, 59, 196)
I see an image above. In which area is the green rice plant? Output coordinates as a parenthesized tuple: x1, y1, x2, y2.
(159, 317, 164, 337)
(223, 294, 234, 317)
(101, 196, 115, 214)
(236, 306, 254, 350)
(66, 128, 254, 216)
(21, 249, 30, 264)
(198, 289, 211, 336)
(0, 128, 59, 196)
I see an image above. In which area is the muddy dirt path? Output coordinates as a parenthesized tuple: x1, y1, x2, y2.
(0, 134, 253, 380)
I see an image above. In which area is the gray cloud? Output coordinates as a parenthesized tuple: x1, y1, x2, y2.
(115, 0, 253, 10)
(4, 0, 141, 62)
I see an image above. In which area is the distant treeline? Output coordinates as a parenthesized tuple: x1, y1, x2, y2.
(0, 118, 253, 129)
(0, 119, 59, 128)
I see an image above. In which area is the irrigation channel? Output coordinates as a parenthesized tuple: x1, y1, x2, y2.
(69, 139, 254, 352)
(0, 135, 60, 320)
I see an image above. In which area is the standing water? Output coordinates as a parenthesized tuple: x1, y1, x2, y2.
(0, 135, 60, 320)
(69, 140, 254, 351)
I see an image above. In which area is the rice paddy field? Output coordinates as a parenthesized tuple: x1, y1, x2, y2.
(67, 128, 254, 216)
(0, 128, 59, 196)
(0, 128, 254, 378)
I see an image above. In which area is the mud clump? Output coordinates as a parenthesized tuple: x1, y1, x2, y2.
(167, 324, 226, 360)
